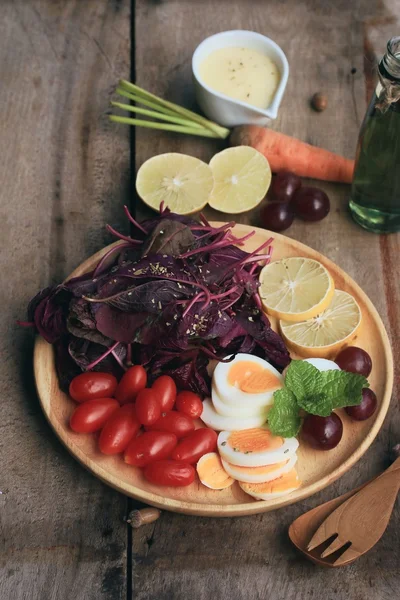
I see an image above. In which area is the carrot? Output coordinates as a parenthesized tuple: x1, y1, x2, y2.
(230, 125, 354, 184)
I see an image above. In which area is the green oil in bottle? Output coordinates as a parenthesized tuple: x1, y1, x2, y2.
(349, 37, 400, 233)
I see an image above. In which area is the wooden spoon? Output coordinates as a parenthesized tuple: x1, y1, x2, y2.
(289, 480, 369, 567)
(306, 456, 400, 566)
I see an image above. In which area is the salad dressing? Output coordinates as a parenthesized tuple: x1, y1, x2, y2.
(199, 46, 280, 109)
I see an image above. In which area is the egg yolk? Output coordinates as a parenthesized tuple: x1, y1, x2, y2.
(243, 469, 300, 494)
(197, 453, 234, 489)
(228, 361, 282, 393)
(226, 460, 289, 474)
(228, 428, 284, 452)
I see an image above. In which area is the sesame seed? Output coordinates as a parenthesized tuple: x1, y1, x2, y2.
(248, 317, 254, 322)
(158, 302, 162, 309)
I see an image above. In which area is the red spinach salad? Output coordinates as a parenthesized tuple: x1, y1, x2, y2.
(23, 205, 290, 395)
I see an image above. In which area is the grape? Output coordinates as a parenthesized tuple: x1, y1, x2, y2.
(270, 171, 302, 202)
(261, 202, 294, 232)
(335, 346, 372, 377)
(302, 413, 343, 450)
(345, 388, 377, 421)
(292, 187, 330, 221)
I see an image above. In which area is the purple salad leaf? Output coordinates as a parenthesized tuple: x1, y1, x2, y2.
(105, 280, 192, 313)
(163, 354, 211, 396)
(141, 219, 196, 257)
(67, 298, 112, 345)
(95, 304, 148, 343)
(28, 286, 70, 343)
(68, 336, 126, 376)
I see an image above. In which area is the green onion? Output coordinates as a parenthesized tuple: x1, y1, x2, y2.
(110, 80, 230, 140)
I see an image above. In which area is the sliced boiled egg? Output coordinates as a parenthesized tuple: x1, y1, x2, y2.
(304, 358, 341, 371)
(218, 427, 299, 467)
(213, 354, 283, 409)
(211, 385, 270, 418)
(221, 453, 297, 484)
(239, 469, 301, 499)
(201, 399, 268, 431)
(196, 452, 235, 490)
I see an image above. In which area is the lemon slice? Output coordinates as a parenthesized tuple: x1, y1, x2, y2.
(259, 257, 335, 322)
(136, 153, 214, 215)
(208, 146, 271, 214)
(280, 290, 362, 358)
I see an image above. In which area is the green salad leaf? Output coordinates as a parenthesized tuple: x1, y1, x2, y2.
(268, 360, 369, 437)
(268, 388, 301, 438)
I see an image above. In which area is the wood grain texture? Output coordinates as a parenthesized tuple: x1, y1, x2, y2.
(0, 1, 130, 599)
(133, 1, 400, 598)
(33, 227, 393, 516)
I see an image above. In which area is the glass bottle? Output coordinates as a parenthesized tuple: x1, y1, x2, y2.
(349, 37, 400, 233)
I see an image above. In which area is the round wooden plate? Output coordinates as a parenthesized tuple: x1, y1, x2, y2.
(34, 224, 393, 516)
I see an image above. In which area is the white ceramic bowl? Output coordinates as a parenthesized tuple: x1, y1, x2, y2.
(192, 30, 289, 128)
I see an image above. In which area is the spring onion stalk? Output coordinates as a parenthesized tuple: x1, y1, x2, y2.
(111, 101, 205, 129)
(116, 87, 178, 117)
(110, 79, 230, 139)
(110, 115, 219, 137)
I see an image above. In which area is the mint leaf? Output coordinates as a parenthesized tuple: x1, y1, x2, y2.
(268, 388, 301, 438)
(297, 392, 332, 417)
(320, 370, 369, 409)
(285, 360, 323, 401)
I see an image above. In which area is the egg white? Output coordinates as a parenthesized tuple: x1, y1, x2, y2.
(211, 385, 270, 418)
(218, 429, 299, 467)
(200, 399, 268, 431)
(213, 354, 283, 409)
(221, 453, 297, 484)
(304, 358, 341, 372)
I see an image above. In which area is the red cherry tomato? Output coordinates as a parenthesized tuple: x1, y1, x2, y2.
(115, 365, 147, 405)
(98, 404, 141, 455)
(146, 411, 195, 438)
(143, 460, 195, 487)
(171, 428, 217, 463)
(124, 431, 177, 467)
(69, 372, 118, 403)
(135, 389, 162, 426)
(175, 391, 203, 418)
(70, 398, 119, 433)
(151, 375, 177, 411)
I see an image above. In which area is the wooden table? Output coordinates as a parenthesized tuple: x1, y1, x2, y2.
(1, 1, 399, 598)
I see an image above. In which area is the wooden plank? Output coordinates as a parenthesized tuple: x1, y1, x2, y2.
(133, 1, 400, 598)
(0, 1, 130, 599)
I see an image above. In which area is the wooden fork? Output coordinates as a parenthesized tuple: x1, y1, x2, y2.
(307, 456, 400, 566)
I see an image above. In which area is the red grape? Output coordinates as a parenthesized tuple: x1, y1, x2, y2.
(261, 202, 294, 232)
(270, 171, 302, 202)
(345, 388, 377, 421)
(292, 187, 330, 221)
(302, 413, 343, 450)
(335, 346, 372, 377)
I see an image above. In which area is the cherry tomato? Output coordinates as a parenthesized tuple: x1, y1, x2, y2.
(70, 398, 119, 433)
(151, 375, 177, 411)
(98, 404, 141, 455)
(135, 389, 161, 426)
(143, 460, 195, 487)
(69, 372, 118, 403)
(175, 391, 203, 418)
(171, 428, 217, 463)
(124, 431, 177, 467)
(115, 365, 147, 405)
(146, 411, 195, 438)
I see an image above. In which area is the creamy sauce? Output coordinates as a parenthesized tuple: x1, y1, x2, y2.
(199, 46, 280, 109)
